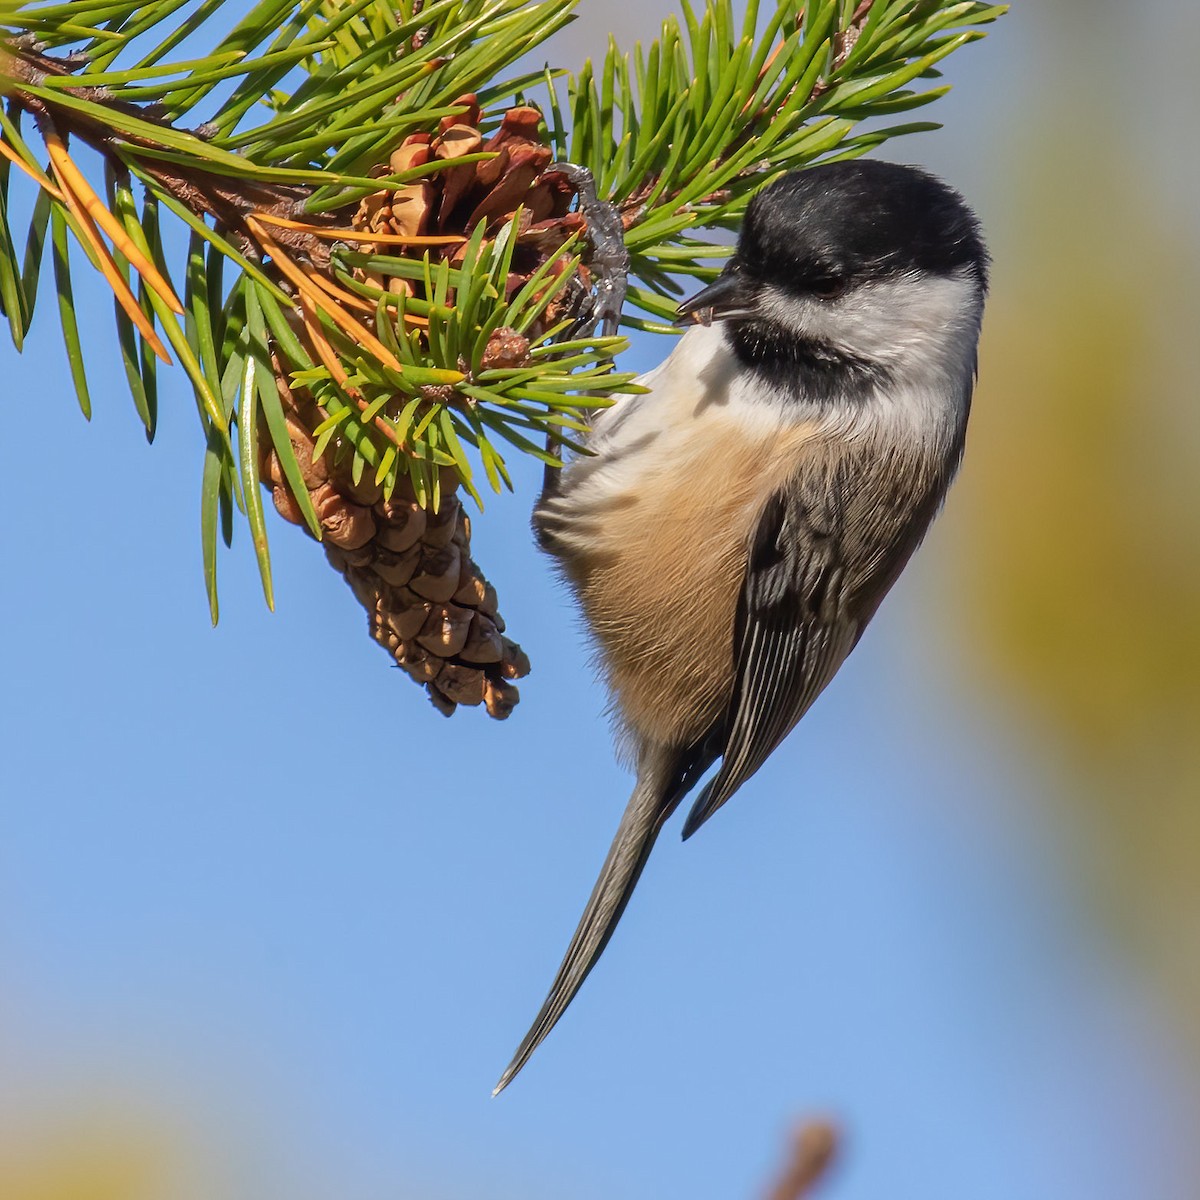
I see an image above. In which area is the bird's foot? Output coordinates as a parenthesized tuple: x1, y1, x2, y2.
(549, 161, 629, 338)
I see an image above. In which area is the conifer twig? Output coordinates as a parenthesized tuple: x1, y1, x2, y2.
(0, 0, 1006, 715)
(763, 1120, 840, 1200)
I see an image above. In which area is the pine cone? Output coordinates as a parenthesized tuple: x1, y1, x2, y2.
(263, 366, 533, 719)
(259, 97, 588, 718)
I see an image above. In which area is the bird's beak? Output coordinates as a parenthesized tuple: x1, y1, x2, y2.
(675, 270, 756, 326)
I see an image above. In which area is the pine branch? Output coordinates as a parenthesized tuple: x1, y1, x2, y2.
(763, 1120, 840, 1200)
(0, 0, 1006, 717)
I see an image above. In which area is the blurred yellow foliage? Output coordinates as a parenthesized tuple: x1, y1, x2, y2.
(944, 137, 1200, 1038)
(0, 1120, 171, 1200)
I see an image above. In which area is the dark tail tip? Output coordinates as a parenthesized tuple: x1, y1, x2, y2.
(492, 1056, 525, 1097)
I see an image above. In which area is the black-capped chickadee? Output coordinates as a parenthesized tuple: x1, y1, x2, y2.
(495, 159, 988, 1094)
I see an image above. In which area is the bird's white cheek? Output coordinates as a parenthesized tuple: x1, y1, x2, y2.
(759, 270, 983, 376)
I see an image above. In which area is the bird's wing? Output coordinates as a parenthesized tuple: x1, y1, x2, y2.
(679, 467, 864, 840)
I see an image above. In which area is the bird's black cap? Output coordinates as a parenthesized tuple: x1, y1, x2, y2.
(738, 159, 988, 294)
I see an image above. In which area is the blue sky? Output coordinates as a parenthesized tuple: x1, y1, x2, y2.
(3, 5, 1200, 1198)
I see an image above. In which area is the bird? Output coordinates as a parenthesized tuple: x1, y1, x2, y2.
(494, 158, 989, 1094)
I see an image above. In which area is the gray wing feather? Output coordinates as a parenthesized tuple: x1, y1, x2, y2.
(680, 410, 968, 842)
(680, 478, 862, 840)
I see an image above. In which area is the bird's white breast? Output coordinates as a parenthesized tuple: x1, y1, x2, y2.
(539, 326, 823, 749)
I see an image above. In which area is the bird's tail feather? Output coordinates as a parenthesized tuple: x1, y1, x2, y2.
(493, 763, 683, 1095)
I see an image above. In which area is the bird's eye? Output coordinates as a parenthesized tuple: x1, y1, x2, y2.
(808, 274, 847, 300)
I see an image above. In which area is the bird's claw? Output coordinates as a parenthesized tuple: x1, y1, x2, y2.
(549, 161, 629, 339)
(537, 162, 632, 499)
